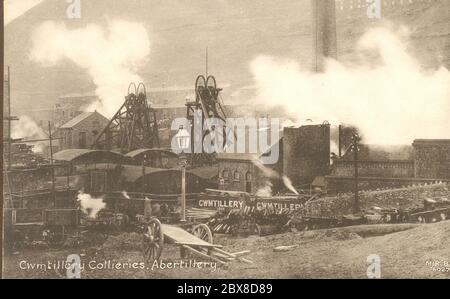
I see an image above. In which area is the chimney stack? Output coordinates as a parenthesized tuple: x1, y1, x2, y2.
(311, 0, 337, 72)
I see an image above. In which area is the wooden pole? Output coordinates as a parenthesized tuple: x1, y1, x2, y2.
(205, 46, 208, 78)
(48, 121, 56, 207)
(181, 158, 186, 222)
(353, 135, 359, 213)
(338, 124, 342, 157)
(66, 162, 71, 203)
(142, 154, 146, 198)
(7, 66, 12, 170)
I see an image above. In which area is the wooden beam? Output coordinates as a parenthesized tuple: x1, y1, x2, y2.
(181, 245, 227, 265)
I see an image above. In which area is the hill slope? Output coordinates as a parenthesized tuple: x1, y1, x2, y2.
(5, 0, 450, 113)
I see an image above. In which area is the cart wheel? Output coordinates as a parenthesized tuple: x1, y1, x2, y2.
(192, 224, 213, 244)
(142, 219, 164, 264)
(46, 228, 67, 250)
(182, 224, 213, 259)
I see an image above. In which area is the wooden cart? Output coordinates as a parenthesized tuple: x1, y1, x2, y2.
(141, 219, 252, 265)
(5, 208, 80, 250)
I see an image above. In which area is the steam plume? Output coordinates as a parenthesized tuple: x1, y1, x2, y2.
(122, 190, 130, 199)
(256, 183, 273, 197)
(282, 175, 299, 195)
(250, 27, 450, 144)
(253, 160, 299, 194)
(12, 115, 47, 152)
(30, 20, 150, 117)
(77, 191, 106, 218)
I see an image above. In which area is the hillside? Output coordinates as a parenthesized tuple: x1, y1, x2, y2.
(5, 0, 450, 113)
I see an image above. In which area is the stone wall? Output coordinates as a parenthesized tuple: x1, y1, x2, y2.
(58, 113, 109, 150)
(326, 175, 449, 193)
(304, 182, 450, 217)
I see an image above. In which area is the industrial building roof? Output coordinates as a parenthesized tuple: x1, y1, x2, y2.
(216, 153, 259, 161)
(187, 166, 219, 180)
(125, 148, 177, 159)
(53, 149, 128, 164)
(59, 112, 96, 129)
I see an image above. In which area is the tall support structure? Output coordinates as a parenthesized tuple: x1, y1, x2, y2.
(92, 83, 160, 153)
(351, 133, 360, 213)
(311, 0, 337, 72)
(3, 66, 18, 170)
(185, 75, 230, 166)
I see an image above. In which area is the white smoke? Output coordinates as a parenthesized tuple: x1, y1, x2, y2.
(30, 20, 150, 117)
(256, 183, 273, 197)
(250, 27, 450, 145)
(253, 160, 299, 194)
(281, 175, 299, 195)
(122, 190, 130, 199)
(12, 115, 47, 152)
(252, 160, 279, 179)
(77, 191, 106, 218)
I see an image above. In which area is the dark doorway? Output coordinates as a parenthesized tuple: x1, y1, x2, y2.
(79, 132, 87, 148)
(245, 172, 252, 193)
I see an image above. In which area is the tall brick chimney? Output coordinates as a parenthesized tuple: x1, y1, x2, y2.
(311, 0, 337, 72)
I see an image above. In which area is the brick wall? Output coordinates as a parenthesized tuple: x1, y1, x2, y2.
(218, 160, 267, 194)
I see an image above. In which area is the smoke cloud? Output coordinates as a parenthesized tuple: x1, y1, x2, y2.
(77, 191, 106, 218)
(250, 27, 450, 145)
(30, 20, 150, 117)
(256, 183, 273, 197)
(282, 175, 299, 195)
(12, 115, 47, 152)
(253, 160, 299, 195)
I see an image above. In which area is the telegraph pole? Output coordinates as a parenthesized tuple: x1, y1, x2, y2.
(352, 133, 360, 213)
(48, 121, 56, 207)
(7, 67, 11, 169)
(205, 46, 209, 78)
(142, 154, 147, 198)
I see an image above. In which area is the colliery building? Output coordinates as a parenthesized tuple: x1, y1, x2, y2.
(55, 111, 109, 151)
(328, 139, 450, 192)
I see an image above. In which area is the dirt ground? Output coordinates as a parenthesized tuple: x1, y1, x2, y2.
(3, 221, 449, 279)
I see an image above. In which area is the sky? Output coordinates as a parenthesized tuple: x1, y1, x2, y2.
(4, 0, 44, 25)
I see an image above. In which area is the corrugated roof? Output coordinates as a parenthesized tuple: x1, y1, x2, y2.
(216, 153, 258, 161)
(188, 166, 219, 180)
(125, 148, 177, 159)
(53, 149, 128, 163)
(59, 112, 95, 129)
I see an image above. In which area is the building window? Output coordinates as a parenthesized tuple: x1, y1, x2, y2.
(233, 171, 240, 181)
(246, 172, 252, 181)
(222, 170, 229, 180)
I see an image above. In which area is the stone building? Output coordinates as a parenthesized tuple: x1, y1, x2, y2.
(327, 139, 450, 192)
(217, 153, 266, 194)
(56, 111, 109, 151)
(53, 93, 99, 127)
